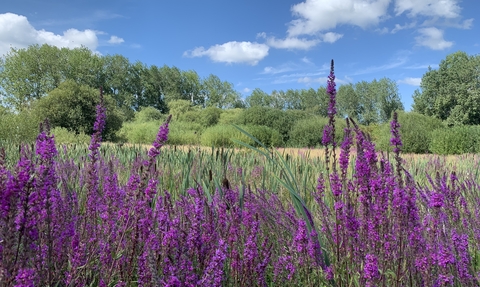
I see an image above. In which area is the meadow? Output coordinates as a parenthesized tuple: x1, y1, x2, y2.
(1, 61, 479, 286)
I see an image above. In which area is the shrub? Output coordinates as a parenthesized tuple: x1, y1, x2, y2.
(288, 116, 346, 147)
(0, 109, 39, 143)
(51, 127, 91, 144)
(430, 125, 480, 155)
(218, 108, 244, 125)
(375, 111, 444, 153)
(134, 106, 165, 123)
(117, 120, 202, 145)
(200, 124, 284, 148)
(31, 80, 124, 141)
(238, 107, 309, 143)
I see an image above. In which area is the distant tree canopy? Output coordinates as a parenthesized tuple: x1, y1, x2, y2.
(413, 51, 480, 126)
(0, 44, 240, 114)
(32, 80, 124, 140)
(0, 43, 411, 140)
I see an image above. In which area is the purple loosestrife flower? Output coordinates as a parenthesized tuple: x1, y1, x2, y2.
(14, 268, 36, 287)
(429, 192, 445, 208)
(451, 230, 473, 281)
(390, 111, 402, 153)
(199, 238, 227, 287)
(147, 115, 171, 160)
(364, 254, 379, 281)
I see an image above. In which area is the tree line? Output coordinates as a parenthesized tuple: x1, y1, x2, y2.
(1, 44, 404, 124)
(1, 44, 479, 148)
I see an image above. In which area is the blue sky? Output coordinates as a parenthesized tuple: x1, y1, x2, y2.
(1, 0, 479, 110)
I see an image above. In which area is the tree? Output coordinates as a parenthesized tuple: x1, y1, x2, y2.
(202, 74, 241, 109)
(413, 51, 480, 125)
(337, 83, 361, 120)
(32, 80, 124, 140)
(373, 78, 404, 122)
(245, 88, 271, 107)
(0, 44, 67, 110)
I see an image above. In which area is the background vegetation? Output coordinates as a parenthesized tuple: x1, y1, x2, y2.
(1, 45, 479, 154)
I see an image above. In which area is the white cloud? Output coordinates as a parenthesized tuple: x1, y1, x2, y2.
(321, 32, 343, 43)
(398, 77, 421, 86)
(394, 0, 461, 18)
(376, 27, 389, 34)
(262, 66, 294, 74)
(288, 0, 391, 36)
(266, 36, 319, 50)
(415, 27, 453, 50)
(256, 32, 267, 39)
(461, 18, 474, 29)
(391, 21, 417, 33)
(0, 13, 100, 56)
(183, 41, 269, 65)
(242, 87, 251, 93)
(301, 57, 313, 64)
(108, 35, 124, 44)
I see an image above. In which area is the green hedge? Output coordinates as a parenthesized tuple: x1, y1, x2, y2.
(51, 127, 91, 144)
(200, 124, 283, 148)
(430, 125, 480, 155)
(375, 112, 444, 153)
(288, 116, 346, 148)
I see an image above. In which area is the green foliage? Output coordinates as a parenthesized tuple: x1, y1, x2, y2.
(336, 78, 403, 125)
(117, 120, 202, 145)
(51, 127, 91, 144)
(288, 116, 346, 147)
(200, 125, 281, 147)
(199, 106, 222, 127)
(430, 125, 480, 155)
(32, 80, 124, 141)
(218, 108, 244, 125)
(238, 107, 310, 143)
(135, 106, 165, 123)
(375, 112, 444, 154)
(0, 109, 39, 143)
(413, 51, 480, 125)
(168, 99, 194, 120)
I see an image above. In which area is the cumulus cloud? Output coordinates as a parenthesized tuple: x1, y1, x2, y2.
(398, 77, 421, 86)
(415, 27, 453, 50)
(394, 0, 461, 18)
(288, 0, 390, 36)
(262, 65, 294, 75)
(108, 35, 124, 44)
(183, 41, 269, 65)
(321, 32, 343, 43)
(0, 13, 101, 56)
(266, 36, 320, 50)
(391, 21, 417, 33)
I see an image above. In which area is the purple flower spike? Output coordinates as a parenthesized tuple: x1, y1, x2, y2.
(322, 59, 337, 147)
(364, 254, 379, 283)
(148, 115, 172, 159)
(390, 111, 402, 154)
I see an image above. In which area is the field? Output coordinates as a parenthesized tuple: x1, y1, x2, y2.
(1, 65, 480, 287)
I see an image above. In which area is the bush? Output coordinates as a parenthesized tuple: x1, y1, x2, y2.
(375, 112, 444, 153)
(200, 124, 283, 148)
(117, 120, 202, 145)
(218, 108, 244, 125)
(51, 127, 91, 144)
(32, 80, 124, 141)
(238, 107, 310, 143)
(0, 109, 40, 143)
(430, 125, 480, 155)
(135, 106, 165, 123)
(288, 116, 346, 148)
(199, 107, 222, 127)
